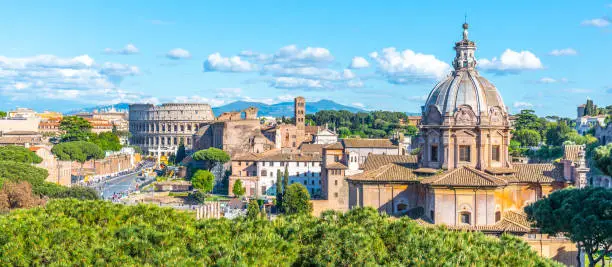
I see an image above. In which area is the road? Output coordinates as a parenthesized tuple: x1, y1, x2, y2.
(96, 173, 141, 199)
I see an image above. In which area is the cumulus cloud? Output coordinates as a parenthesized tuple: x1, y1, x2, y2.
(0, 54, 147, 104)
(166, 48, 191, 60)
(549, 48, 577, 56)
(216, 88, 242, 98)
(581, 18, 610, 27)
(369, 47, 451, 84)
(203, 53, 256, 72)
(478, 49, 543, 74)
(513, 102, 534, 109)
(204, 45, 361, 90)
(103, 44, 139, 55)
(349, 56, 370, 69)
(538, 77, 568, 84)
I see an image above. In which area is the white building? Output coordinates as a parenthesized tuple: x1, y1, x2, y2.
(576, 115, 606, 135)
(230, 151, 322, 198)
(340, 138, 400, 166)
(313, 128, 338, 145)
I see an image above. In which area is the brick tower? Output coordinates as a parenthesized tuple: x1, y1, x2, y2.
(294, 96, 306, 142)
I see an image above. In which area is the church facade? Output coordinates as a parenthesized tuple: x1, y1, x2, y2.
(315, 23, 583, 265)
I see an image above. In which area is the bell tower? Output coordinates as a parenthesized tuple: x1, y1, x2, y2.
(295, 96, 306, 142)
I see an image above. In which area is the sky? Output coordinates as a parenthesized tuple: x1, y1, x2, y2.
(0, 0, 610, 117)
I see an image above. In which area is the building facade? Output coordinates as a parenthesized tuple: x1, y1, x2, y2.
(229, 150, 322, 198)
(30, 145, 72, 186)
(129, 103, 215, 156)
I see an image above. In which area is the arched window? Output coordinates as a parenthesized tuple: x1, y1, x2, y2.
(460, 211, 471, 225)
(495, 211, 501, 222)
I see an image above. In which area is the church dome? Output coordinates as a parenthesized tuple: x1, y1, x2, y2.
(422, 23, 508, 126)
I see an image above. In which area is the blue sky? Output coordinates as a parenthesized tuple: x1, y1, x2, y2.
(0, 0, 610, 117)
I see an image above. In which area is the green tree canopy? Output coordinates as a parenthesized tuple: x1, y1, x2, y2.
(246, 199, 260, 220)
(525, 187, 612, 267)
(175, 143, 186, 164)
(0, 200, 560, 266)
(51, 141, 105, 163)
(514, 110, 545, 133)
(512, 129, 541, 147)
(191, 170, 215, 193)
(545, 121, 573, 146)
(59, 116, 92, 142)
(192, 148, 230, 171)
(0, 145, 42, 164)
(232, 179, 245, 197)
(0, 111, 6, 118)
(90, 132, 122, 151)
(593, 144, 612, 177)
(283, 183, 312, 215)
(276, 169, 283, 211)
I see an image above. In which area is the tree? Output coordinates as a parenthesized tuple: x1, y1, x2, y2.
(585, 99, 596, 116)
(192, 148, 230, 171)
(90, 132, 122, 151)
(232, 179, 245, 197)
(276, 169, 283, 212)
(0, 111, 6, 118)
(0, 145, 42, 164)
(50, 186, 100, 200)
(545, 121, 572, 146)
(283, 183, 312, 215)
(51, 141, 104, 180)
(59, 116, 92, 142)
(593, 144, 612, 177)
(175, 143, 186, 164)
(191, 170, 215, 193)
(186, 191, 206, 204)
(282, 167, 289, 195)
(512, 129, 541, 147)
(0, 181, 44, 211)
(246, 199, 260, 220)
(526, 187, 612, 267)
(514, 110, 543, 132)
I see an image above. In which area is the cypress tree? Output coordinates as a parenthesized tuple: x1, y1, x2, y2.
(276, 169, 283, 212)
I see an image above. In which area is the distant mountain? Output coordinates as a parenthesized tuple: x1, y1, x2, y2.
(72, 99, 367, 117)
(212, 99, 365, 117)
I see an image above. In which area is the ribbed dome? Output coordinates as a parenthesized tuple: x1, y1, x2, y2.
(424, 70, 506, 117)
(422, 23, 507, 126)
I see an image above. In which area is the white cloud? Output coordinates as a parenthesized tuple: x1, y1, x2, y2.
(103, 44, 139, 55)
(0, 54, 147, 104)
(173, 95, 226, 107)
(352, 102, 365, 108)
(349, 56, 370, 69)
(513, 102, 534, 109)
(216, 88, 242, 98)
(538, 77, 568, 84)
(370, 47, 451, 84)
(478, 49, 543, 73)
(203, 53, 256, 72)
(549, 48, 577, 56)
(347, 79, 364, 88)
(270, 77, 325, 89)
(166, 48, 191, 60)
(274, 45, 333, 63)
(581, 18, 610, 27)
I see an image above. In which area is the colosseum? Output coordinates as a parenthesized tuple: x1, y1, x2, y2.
(128, 103, 215, 156)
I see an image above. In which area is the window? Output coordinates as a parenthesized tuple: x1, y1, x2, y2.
(492, 145, 500, 162)
(431, 144, 438, 162)
(334, 192, 338, 198)
(334, 180, 338, 186)
(303, 181, 307, 185)
(297, 172, 300, 177)
(280, 162, 284, 167)
(460, 212, 471, 225)
(459, 145, 471, 162)
(261, 170, 267, 176)
(495, 211, 501, 222)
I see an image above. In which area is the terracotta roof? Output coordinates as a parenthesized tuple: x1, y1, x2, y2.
(233, 153, 260, 161)
(324, 142, 344, 150)
(305, 125, 320, 135)
(422, 166, 508, 187)
(348, 163, 419, 182)
(342, 138, 397, 148)
(326, 162, 348, 169)
(299, 143, 324, 154)
(563, 144, 583, 162)
(413, 168, 440, 174)
(499, 163, 564, 183)
(258, 152, 321, 162)
(0, 136, 43, 144)
(1, 131, 39, 135)
(484, 167, 516, 175)
(361, 154, 418, 171)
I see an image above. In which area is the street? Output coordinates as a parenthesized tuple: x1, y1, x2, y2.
(96, 173, 141, 199)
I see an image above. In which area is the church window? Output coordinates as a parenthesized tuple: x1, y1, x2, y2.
(492, 145, 500, 162)
(459, 146, 471, 162)
(460, 212, 471, 225)
(431, 144, 438, 162)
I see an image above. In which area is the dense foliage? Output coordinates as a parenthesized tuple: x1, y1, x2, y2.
(0, 200, 560, 266)
(526, 187, 612, 267)
(593, 144, 612, 177)
(193, 148, 230, 171)
(51, 141, 105, 163)
(232, 179, 245, 197)
(306, 110, 418, 138)
(90, 132, 122, 151)
(175, 143, 186, 164)
(0, 145, 42, 164)
(513, 129, 541, 147)
(0, 111, 6, 118)
(191, 170, 215, 193)
(186, 191, 206, 204)
(59, 116, 93, 142)
(283, 183, 312, 215)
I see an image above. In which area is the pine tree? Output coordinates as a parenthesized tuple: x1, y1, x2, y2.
(282, 166, 289, 194)
(175, 142, 186, 164)
(276, 169, 283, 212)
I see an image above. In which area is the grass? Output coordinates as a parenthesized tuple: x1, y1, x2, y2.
(168, 192, 189, 197)
(205, 195, 231, 201)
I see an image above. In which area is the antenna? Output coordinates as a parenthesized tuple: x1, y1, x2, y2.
(464, 13, 467, 24)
